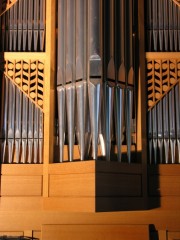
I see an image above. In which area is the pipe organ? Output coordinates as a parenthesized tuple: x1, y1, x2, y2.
(0, 0, 179, 239)
(146, 0, 180, 164)
(56, 0, 138, 163)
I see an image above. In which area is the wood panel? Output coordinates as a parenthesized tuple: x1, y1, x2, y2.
(49, 173, 95, 197)
(96, 161, 145, 211)
(148, 196, 180, 210)
(148, 165, 180, 176)
(168, 231, 180, 240)
(148, 165, 180, 197)
(41, 224, 150, 240)
(0, 197, 43, 211)
(48, 161, 95, 175)
(96, 161, 142, 174)
(33, 231, 41, 240)
(96, 173, 142, 196)
(1, 164, 43, 175)
(149, 175, 180, 196)
(0, 232, 23, 237)
(96, 197, 146, 212)
(43, 197, 95, 212)
(1, 176, 42, 196)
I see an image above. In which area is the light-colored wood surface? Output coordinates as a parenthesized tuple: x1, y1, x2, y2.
(168, 231, 180, 240)
(148, 164, 180, 175)
(0, 232, 23, 237)
(48, 160, 95, 174)
(42, 0, 56, 198)
(0, 197, 43, 211)
(149, 175, 180, 196)
(146, 52, 180, 110)
(1, 164, 43, 175)
(49, 173, 95, 197)
(148, 165, 180, 197)
(41, 224, 150, 240)
(1, 176, 43, 196)
(0, 0, 180, 238)
(43, 197, 95, 212)
(158, 230, 167, 240)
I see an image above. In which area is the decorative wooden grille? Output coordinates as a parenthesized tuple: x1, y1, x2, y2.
(0, 0, 17, 16)
(1, 58, 45, 111)
(147, 55, 180, 110)
(172, 0, 180, 7)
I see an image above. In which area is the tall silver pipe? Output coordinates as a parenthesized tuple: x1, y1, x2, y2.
(116, 0, 125, 162)
(75, 0, 90, 160)
(0, 76, 8, 163)
(65, 0, 75, 162)
(157, 101, 163, 163)
(175, 83, 180, 163)
(15, 87, 22, 163)
(88, 0, 102, 160)
(22, 94, 28, 163)
(169, 88, 176, 163)
(27, 100, 34, 163)
(152, 105, 158, 164)
(163, 95, 170, 164)
(57, 0, 66, 162)
(7, 80, 15, 163)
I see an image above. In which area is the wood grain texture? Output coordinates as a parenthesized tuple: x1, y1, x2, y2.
(41, 224, 150, 240)
(0, 232, 24, 237)
(49, 173, 95, 197)
(1, 164, 43, 176)
(149, 175, 180, 196)
(1, 176, 43, 196)
(148, 165, 180, 197)
(168, 231, 180, 240)
(43, 197, 95, 212)
(146, 52, 180, 110)
(0, 197, 43, 211)
(48, 160, 95, 174)
(148, 164, 180, 176)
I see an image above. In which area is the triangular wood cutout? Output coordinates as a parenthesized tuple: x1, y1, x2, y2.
(0, 57, 44, 111)
(146, 55, 180, 111)
(0, 0, 17, 17)
(172, 0, 180, 7)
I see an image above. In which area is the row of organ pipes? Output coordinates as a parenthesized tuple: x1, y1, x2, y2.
(0, 75, 44, 164)
(0, 0, 44, 164)
(0, 0, 179, 164)
(146, 0, 180, 164)
(0, 0, 45, 52)
(56, 0, 137, 163)
(146, 0, 180, 52)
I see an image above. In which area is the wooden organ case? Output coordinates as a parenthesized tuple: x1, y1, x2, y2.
(0, 0, 179, 239)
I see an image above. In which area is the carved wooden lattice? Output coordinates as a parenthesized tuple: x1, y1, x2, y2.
(2, 59, 45, 111)
(172, 0, 180, 7)
(0, 0, 17, 16)
(147, 57, 180, 110)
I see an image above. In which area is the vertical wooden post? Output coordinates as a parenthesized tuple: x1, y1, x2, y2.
(138, 0, 148, 207)
(43, 0, 56, 197)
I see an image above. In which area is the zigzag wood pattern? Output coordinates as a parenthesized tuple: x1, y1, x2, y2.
(2, 59, 44, 111)
(0, 0, 17, 17)
(147, 58, 180, 110)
